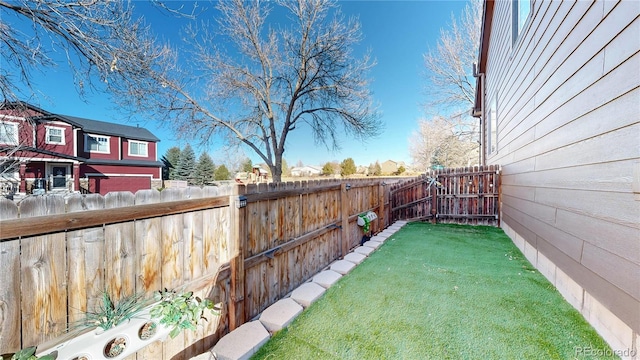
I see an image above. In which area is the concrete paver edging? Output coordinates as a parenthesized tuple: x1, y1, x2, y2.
(258, 298, 303, 333)
(197, 221, 407, 360)
(211, 321, 270, 360)
(313, 270, 343, 288)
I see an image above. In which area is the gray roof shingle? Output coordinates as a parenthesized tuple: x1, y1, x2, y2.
(59, 115, 160, 142)
(1, 101, 160, 142)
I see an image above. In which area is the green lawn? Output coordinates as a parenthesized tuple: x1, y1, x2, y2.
(251, 222, 616, 359)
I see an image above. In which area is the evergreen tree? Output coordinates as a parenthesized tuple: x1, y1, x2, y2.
(176, 144, 197, 184)
(195, 152, 216, 186)
(162, 146, 182, 180)
(373, 161, 382, 176)
(214, 164, 231, 180)
(322, 162, 334, 176)
(241, 158, 253, 172)
(281, 158, 290, 177)
(367, 161, 382, 176)
(340, 158, 357, 176)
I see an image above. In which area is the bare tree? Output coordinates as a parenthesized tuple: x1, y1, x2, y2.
(420, 0, 482, 166)
(114, 0, 380, 182)
(0, 0, 179, 186)
(0, 0, 174, 103)
(409, 115, 478, 170)
(423, 0, 482, 109)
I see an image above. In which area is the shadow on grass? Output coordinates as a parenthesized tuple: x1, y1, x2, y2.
(251, 222, 616, 360)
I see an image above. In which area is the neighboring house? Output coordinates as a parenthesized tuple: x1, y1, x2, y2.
(473, 0, 639, 354)
(235, 166, 269, 183)
(0, 101, 162, 196)
(290, 165, 322, 177)
(380, 160, 398, 175)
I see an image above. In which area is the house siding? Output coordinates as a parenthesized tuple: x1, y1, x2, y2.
(381, 160, 398, 174)
(35, 121, 74, 156)
(1, 102, 161, 195)
(81, 164, 160, 177)
(480, 0, 639, 353)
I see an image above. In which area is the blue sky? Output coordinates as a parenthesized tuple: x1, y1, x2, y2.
(15, 0, 469, 169)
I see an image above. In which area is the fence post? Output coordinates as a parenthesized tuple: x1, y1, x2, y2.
(378, 181, 386, 229)
(430, 178, 438, 224)
(340, 182, 349, 257)
(229, 186, 246, 331)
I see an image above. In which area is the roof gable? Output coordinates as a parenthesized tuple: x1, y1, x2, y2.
(0, 100, 53, 118)
(59, 115, 160, 142)
(473, 0, 495, 117)
(1, 100, 159, 142)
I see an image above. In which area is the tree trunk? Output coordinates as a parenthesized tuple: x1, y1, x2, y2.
(270, 166, 282, 183)
(271, 153, 283, 183)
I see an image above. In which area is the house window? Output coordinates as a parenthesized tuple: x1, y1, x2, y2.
(85, 134, 110, 153)
(487, 98, 497, 155)
(0, 121, 18, 145)
(512, 0, 531, 45)
(128, 140, 148, 157)
(46, 126, 65, 145)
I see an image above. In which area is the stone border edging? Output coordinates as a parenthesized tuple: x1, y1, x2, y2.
(192, 220, 408, 360)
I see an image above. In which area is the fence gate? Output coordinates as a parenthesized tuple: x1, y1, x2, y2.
(390, 165, 501, 226)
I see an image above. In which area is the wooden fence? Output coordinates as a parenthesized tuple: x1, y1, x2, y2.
(0, 178, 392, 359)
(390, 165, 501, 226)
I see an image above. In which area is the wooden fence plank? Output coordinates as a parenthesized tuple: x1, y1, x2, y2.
(0, 198, 20, 353)
(340, 183, 349, 257)
(66, 193, 105, 326)
(133, 190, 162, 296)
(104, 192, 136, 301)
(185, 187, 204, 282)
(160, 187, 187, 360)
(203, 186, 230, 274)
(269, 196, 279, 248)
(19, 196, 67, 348)
(198, 186, 231, 357)
(133, 189, 163, 360)
(183, 187, 205, 358)
(229, 186, 246, 330)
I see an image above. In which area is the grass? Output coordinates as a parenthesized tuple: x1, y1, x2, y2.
(251, 222, 616, 359)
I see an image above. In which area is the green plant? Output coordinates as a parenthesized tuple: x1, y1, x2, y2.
(359, 213, 371, 233)
(2, 346, 57, 360)
(150, 289, 216, 339)
(72, 291, 147, 331)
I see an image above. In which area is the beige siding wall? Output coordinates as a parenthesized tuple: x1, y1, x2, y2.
(482, 0, 639, 353)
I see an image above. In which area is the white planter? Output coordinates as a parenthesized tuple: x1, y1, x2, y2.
(357, 211, 377, 226)
(37, 305, 172, 360)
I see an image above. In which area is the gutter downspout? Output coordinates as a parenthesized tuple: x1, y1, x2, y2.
(479, 73, 485, 166)
(472, 63, 486, 166)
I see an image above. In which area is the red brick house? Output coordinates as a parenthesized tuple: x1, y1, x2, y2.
(0, 101, 162, 196)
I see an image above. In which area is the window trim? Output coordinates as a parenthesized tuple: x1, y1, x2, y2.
(512, 0, 531, 46)
(0, 121, 19, 145)
(128, 140, 148, 157)
(45, 126, 66, 145)
(84, 133, 111, 153)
